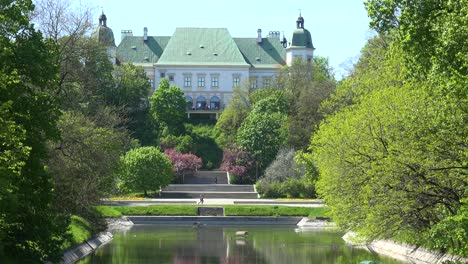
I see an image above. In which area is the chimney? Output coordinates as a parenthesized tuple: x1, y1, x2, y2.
(121, 30, 133, 41)
(143, 27, 148, 41)
(257, 29, 262, 44)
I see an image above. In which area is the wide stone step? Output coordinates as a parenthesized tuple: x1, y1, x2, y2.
(159, 191, 259, 199)
(183, 171, 228, 184)
(162, 184, 255, 192)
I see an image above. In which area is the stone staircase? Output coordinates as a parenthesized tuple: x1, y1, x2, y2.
(183, 170, 228, 184)
(161, 170, 258, 199)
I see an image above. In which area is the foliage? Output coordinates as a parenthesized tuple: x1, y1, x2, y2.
(256, 178, 316, 199)
(62, 215, 92, 250)
(186, 124, 223, 169)
(118, 147, 173, 196)
(160, 134, 194, 153)
(0, 0, 69, 261)
(304, 0, 468, 256)
(164, 149, 202, 181)
(236, 98, 288, 178)
(256, 148, 316, 198)
(150, 78, 187, 134)
(220, 148, 255, 183)
(263, 148, 304, 183)
(425, 198, 468, 256)
(111, 63, 155, 145)
(365, 0, 468, 81)
(311, 84, 467, 249)
(276, 58, 335, 149)
(47, 111, 125, 216)
(215, 85, 251, 146)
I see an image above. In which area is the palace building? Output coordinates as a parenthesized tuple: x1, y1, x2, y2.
(92, 12, 314, 118)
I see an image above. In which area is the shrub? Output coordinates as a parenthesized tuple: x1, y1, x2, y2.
(164, 149, 202, 182)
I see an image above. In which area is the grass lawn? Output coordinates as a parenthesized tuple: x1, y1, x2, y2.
(61, 215, 92, 250)
(96, 205, 328, 219)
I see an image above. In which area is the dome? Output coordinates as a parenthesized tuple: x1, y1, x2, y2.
(92, 25, 116, 47)
(91, 12, 116, 47)
(291, 28, 314, 49)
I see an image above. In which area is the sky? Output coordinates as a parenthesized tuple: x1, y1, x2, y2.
(92, 0, 372, 78)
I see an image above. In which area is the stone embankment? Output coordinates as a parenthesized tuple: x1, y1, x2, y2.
(343, 232, 468, 264)
(58, 232, 113, 264)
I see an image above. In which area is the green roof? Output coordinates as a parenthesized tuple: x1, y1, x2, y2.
(117, 36, 171, 64)
(291, 28, 314, 49)
(234, 37, 286, 68)
(91, 25, 116, 47)
(156, 28, 249, 66)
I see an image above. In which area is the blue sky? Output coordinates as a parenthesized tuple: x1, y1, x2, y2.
(94, 0, 372, 78)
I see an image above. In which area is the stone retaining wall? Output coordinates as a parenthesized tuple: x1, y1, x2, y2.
(59, 232, 112, 264)
(343, 231, 468, 264)
(128, 216, 302, 225)
(368, 240, 468, 264)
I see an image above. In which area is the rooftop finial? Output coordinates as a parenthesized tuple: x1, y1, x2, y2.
(99, 7, 107, 27)
(296, 10, 304, 29)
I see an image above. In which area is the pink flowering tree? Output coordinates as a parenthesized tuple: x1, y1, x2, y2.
(164, 149, 202, 183)
(220, 148, 255, 183)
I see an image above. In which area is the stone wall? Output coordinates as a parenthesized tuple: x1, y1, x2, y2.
(59, 232, 113, 264)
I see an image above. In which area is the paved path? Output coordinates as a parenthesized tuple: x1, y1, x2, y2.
(103, 198, 324, 207)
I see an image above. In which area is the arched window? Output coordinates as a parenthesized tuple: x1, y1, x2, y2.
(196, 96, 207, 110)
(210, 96, 220, 110)
(185, 96, 193, 110)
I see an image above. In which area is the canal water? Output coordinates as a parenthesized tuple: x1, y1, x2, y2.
(79, 225, 404, 264)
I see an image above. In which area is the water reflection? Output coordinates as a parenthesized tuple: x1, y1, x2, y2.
(80, 225, 403, 264)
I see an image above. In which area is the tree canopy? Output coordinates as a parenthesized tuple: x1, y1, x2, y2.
(0, 0, 68, 261)
(118, 147, 173, 196)
(150, 78, 187, 135)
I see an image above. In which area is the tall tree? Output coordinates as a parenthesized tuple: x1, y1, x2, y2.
(236, 93, 288, 179)
(275, 58, 335, 149)
(47, 111, 126, 216)
(0, 0, 68, 261)
(215, 85, 251, 146)
(150, 78, 187, 135)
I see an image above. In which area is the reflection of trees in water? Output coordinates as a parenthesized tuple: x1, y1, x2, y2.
(172, 227, 268, 264)
(82, 226, 401, 264)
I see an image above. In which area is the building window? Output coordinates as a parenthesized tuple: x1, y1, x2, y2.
(211, 76, 219, 88)
(250, 77, 257, 89)
(160, 72, 166, 78)
(149, 79, 154, 88)
(263, 77, 271, 88)
(196, 96, 207, 110)
(198, 76, 205, 87)
(233, 76, 240, 87)
(210, 96, 221, 110)
(168, 75, 175, 82)
(184, 77, 192, 87)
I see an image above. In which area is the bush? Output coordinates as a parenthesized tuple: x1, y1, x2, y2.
(256, 178, 316, 198)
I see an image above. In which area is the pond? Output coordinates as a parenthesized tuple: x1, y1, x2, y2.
(79, 225, 404, 264)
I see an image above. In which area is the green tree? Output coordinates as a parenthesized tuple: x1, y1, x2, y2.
(236, 93, 288, 178)
(275, 58, 335, 149)
(215, 85, 251, 146)
(311, 83, 467, 253)
(365, 0, 468, 81)
(150, 78, 187, 135)
(118, 147, 173, 196)
(0, 0, 68, 261)
(112, 64, 156, 145)
(47, 111, 126, 216)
